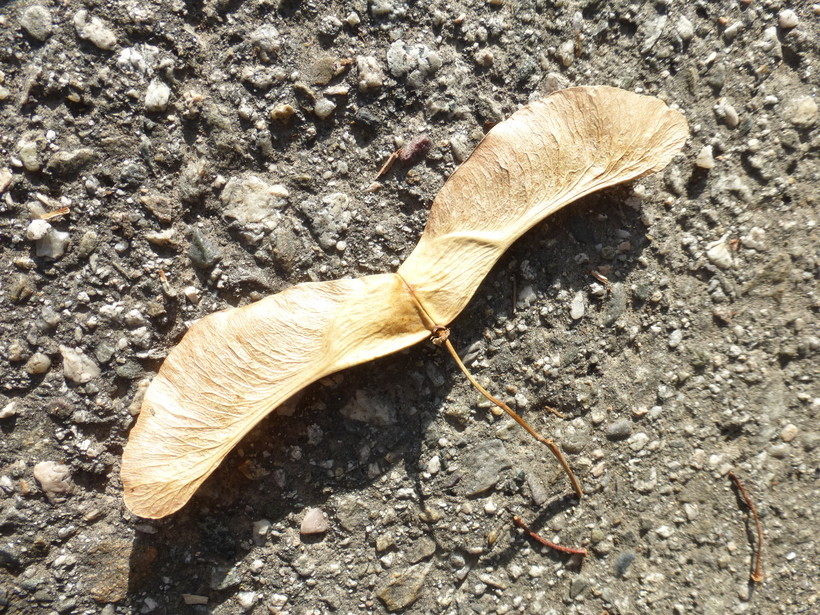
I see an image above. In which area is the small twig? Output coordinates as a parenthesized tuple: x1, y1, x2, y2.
(39, 206, 70, 220)
(437, 331, 583, 499)
(590, 270, 610, 286)
(545, 405, 565, 419)
(728, 471, 764, 583)
(512, 515, 587, 556)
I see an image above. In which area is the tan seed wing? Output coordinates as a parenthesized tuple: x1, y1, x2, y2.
(398, 85, 688, 325)
(121, 273, 428, 518)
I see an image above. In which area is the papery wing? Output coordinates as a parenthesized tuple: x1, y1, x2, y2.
(121, 273, 428, 518)
(398, 85, 688, 325)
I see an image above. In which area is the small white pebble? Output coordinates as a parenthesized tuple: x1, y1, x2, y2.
(780, 423, 798, 442)
(300, 507, 328, 534)
(26, 219, 52, 241)
(778, 9, 799, 29)
(695, 145, 715, 169)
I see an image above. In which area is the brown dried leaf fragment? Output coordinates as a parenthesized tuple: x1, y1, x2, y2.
(121, 86, 688, 518)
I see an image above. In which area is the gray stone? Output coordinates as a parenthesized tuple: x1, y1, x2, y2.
(21, 5, 53, 41)
(569, 577, 588, 599)
(460, 439, 512, 496)
(405, 536, 436, 563)
(376, 562, 432, 612)
(614, 552, 636, 576)
(46, 148, 96, 177)
(603, 283, 626, 326)
(605, 419, 632, 440)
(188, 227, 222, 269)
(675, 15, 694, 42)
(340, 390, 396, 426)
(209, 564, 241, 591)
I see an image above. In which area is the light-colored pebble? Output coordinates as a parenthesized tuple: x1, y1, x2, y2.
(741, 227, 766, 251)
(59, 345, 101, 383)
(33, 461, 72, 501)
(778, 9, 799, 29)
(557, 40, 575, 67)
(300, 507, 329, 534)
(570, 291, 585, 320)
(145, 79, 171, 112)
(356, 55, 385, 92)
(182, 595, 208, 605)
(73, 10, 117, 50)
(676, 15, 694, 42)
(26, 219, 51, 241)
(705, 234, 733, 269)
(695, 145, 715, 169)
(0, 401, 18, 419)
(21, 5, 53, 41)
(785, 96, 817, 128)
(237, 591, 257, 610)
(313, 97, 337, 119)
(24, 352, 51, 375)
(781, 423, 798, 442)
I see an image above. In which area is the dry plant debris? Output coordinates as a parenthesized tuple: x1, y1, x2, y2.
(121, 86, 688, 519)
(729, 471, 765, 583)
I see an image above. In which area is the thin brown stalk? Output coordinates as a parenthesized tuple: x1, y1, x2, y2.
(728, 471, 764, 583)
(440, 335, 583, 499)
(512, 515, 587, 556)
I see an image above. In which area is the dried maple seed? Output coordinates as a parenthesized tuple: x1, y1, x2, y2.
(121, 86, 688, 519)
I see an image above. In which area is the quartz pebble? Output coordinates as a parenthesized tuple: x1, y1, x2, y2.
(73, 10, 117, 50)
(0, 401, 18, 419)
(570, 291, 585, 320)
(706, 234, 733, 269)
(313, 97, 337, 119)
(356, 55, 385, 93)
(236, 591, 257, 610)
(695, 145, 715, 169)
(33, 461, 72, 501)
(778, 9, 799, 29)
(145, 80, 171, 112)
(780, 423, 798, 442)
(59, 345, 101, 383)
(300, 507, 328, 535)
